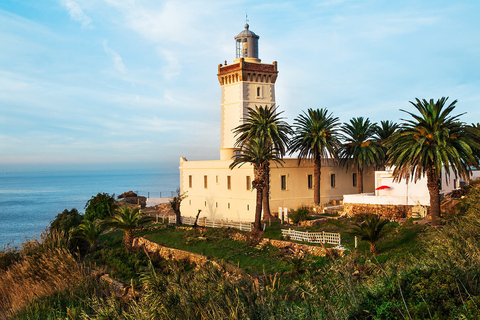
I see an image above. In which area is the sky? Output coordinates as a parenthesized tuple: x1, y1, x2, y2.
(1, 0, 480, 172)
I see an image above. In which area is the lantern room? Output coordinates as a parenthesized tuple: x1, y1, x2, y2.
(234, 24, 260, 63)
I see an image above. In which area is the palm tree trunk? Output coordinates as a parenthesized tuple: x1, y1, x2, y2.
(252, 165, 265, 233)
(254, 186, 263, 232)
(369, 243, 378, 255)
(124, 230, 135, 248)
(314, 154, 321, 205)
(262, 163, 271, 220)
(427, 167, 441, 226)
(358, 167, 364, 194)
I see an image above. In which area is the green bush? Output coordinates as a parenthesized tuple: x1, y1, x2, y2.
(50, 208, 83, 233)
(84, 193, 116, 221)
(289, 206, 310, 224)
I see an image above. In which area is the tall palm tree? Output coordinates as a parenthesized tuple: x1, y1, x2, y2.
(103, 207, 155, 247)
(350, 214, 389, 255)
(71, 219, 105, 250)
(340, 117, 383, 193)
(374, 120, 399, 169)
(233, 105, 292, 219)
(386, 97, 480, 226)
(230, 137, 284, 232)
(289, 108, 341, 205)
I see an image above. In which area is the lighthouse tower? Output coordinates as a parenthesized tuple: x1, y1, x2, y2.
(217, 24, 279, 160)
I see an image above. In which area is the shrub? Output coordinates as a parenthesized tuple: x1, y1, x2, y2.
(50, 208, 83, 234)
(84, 193, 116, 221)
(289, 206, 310, 224)
(49, 208, 89, 254)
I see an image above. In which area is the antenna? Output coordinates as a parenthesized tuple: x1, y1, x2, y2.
(245, 10, 249, 24)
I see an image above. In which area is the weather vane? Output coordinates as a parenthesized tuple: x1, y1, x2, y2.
(246, 10, 249, 24)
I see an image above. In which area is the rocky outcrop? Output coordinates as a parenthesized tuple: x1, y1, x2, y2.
(118, 191, 137, 199)
(343, 203, 424, 220)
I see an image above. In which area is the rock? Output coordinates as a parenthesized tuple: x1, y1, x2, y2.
(118, 191, 138, 199)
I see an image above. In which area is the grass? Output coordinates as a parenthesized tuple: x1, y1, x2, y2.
(140, 227, 292, 275)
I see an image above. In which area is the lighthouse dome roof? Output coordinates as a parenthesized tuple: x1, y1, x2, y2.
(235, 24, 259, 39)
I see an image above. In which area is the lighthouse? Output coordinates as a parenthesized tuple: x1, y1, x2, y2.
(217, 24, 279, 160)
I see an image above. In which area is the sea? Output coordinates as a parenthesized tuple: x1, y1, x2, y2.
(0, 169, 179, 248)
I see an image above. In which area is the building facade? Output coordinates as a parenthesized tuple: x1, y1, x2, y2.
(179, 25, 374, 222)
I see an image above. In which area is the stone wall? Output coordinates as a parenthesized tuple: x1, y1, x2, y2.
(133, 237, 211, 267)
(132, 237, 247, 278)
(343, 203, 429, 220)
(260, 238, 340, 257)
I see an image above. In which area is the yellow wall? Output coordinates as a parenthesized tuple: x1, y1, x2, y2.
(179, 157, 375, 222)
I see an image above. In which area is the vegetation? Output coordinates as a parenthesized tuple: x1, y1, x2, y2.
(289, 108, 341, 205)
(230, 136, 284, 232)
(169, 188, 188, 225)
(288, 205, 310, 224)
(349, 214, 390, 255)
(4, 186, 480, 319)
(103, 207, 155, 248)
(387, 97, 480, 226)
(84, 192, 116, 221)
(233, 105, 292, 218)
(71, 219, 105, 250)
(374, 120, 399, 168)
(340, 117, 383, 193)
(49, 208, 88, 253)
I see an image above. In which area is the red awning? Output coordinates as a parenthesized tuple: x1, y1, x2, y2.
(375, 185, 391, 190)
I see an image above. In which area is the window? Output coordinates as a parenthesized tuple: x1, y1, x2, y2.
(246, 176, 251, 190)
(227, 176, 231, 190)
(189, 175, 192, 188)
(352, 173, 357, 187)
(216, 175, 219, 184)
(204, 175, 208, 189)
(330, 174, 336, 188)
(189, 200, 191, 205)
(204, 201, 207, 207)
(307, 175, 313, 189)
(247, 204, 250, 211)
(216, 202, 218, 208)
(228, 203, 231, 209)
(281, 175, 287, 190)
(256, 86, 262, 98)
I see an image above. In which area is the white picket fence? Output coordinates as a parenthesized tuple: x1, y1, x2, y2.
(281, 228, 341, 245)
(169, 216, 253, 232)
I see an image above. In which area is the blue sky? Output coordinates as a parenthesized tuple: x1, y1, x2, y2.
(1, 0, 479, 172)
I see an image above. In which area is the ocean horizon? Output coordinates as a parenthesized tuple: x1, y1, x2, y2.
(0, 169, 179, 248)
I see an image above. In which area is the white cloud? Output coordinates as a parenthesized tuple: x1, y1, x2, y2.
(103, 40, 127, 73)
(60, 0, 93, 29)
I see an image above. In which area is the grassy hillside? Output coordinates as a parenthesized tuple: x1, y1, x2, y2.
(2, 187, 480, 319)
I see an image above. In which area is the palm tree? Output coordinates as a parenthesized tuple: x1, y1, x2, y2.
(71, 219, 105, 250)
(103, 207, 155, 247)
(374, 120, 399, 169)
(350, 214, 389, 255)
(386, 97, 480, 226)
(340, 117, 383, 193)
(289, 108, 341, 205)
(230, 137, 284, 233)
(233, 105, 292, 219)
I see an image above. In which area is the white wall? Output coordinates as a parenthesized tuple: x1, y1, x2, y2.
(344, 169, 458, 206)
